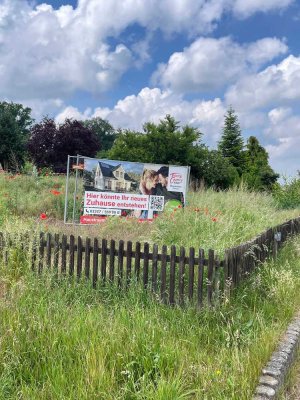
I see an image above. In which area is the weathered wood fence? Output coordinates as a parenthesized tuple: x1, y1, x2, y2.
(224, 216, 300, 288)
(0, 232, 223, 307)
(1, 216, 300, 307)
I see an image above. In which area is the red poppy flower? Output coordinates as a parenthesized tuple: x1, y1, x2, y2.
(50, 190, 61, 196)
(194, 208, 200, 212)
(211, 217, 218, 222)
(178, 205, 182, 208)
(40, 213, 47, 220)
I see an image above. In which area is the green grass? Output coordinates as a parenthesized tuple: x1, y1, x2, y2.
(1, 237, 300, 399)
(1, 173, 299, 255)
(1, 172, 300, 399)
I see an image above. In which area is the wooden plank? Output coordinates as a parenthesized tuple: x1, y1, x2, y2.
(169, 245, 176, 305)
(134, 242, 141, 280)
(77, 236, 83, 279)
(46, 233, 52, 269)
(160, 245, 167, 303)
(188, 247, 195, 301)
(61, 234, 67, 275)
(117, 240, 124, 287)
(151, 244, 159, 292)
(38, 232, 44, 274)
(143, 242, 149, 288)
(54, 233, 59, 275)
(207, 249, 214, 306)
(109, 239, 115, 282)
(101, 239, 107, 282)
(197, 249, 204, 308)
(126, 241, 132, 286)
(69, 235, 75, 276)
(85, 237, 91, 279)
(92, 238, 98, 288)
(31, 235, 37, 271)
(178, 246, 185, 306)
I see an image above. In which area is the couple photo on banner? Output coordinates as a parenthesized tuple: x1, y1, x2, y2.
(138, 165, 184, 219)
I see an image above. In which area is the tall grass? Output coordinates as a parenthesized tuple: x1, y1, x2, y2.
(1, 173, 299, 254)
(1, 237, 300, 399)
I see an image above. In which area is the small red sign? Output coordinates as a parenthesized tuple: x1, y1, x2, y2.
(80, 215, 107, 224)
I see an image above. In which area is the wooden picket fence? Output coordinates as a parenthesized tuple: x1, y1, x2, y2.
(0, 231, 223, 307)
(224, 216, 300, 288)
(0, 216, 299, 308)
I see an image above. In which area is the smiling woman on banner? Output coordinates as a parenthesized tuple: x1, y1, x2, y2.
(155, 166, 184, 207)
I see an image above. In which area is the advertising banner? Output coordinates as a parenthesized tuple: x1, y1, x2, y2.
(80, 157, 190, 224)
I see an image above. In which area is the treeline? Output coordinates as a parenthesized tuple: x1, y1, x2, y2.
(0, 101, 278, 191)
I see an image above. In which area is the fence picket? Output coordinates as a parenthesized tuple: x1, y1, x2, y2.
(207, 249, 214, 306)
(126, 241, 132, 286)
(134, 242, 141, 280)
(61, 234, 67, 275)
(38, 232, 44, 274)
(54, 233, 59, 275)
(77, 236, 83, 279)
(69, 235, 75, 276)
(152, 244, 158, 292)
(160, 245, 167, 304)
(92, 238, 98, 288)
(85, 237, 91, 279)
(109, 239, 115, 282)
(143, 242, 149, 288)
(101, 239, 107, 282)
(197, 249, 204, 308)
(117, 240, 124, 287)
(188, 247, 195, 301)
(169, 245, 176, 305)
(178, 246, 185, 306)
(46, 233, 51, 269)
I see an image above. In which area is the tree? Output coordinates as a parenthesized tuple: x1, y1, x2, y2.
(0, 101, 33, 170)
(109, 115, 206, 177)
(83, 117, 118, 157)
(201, 150, 240, 190)
(218, 106, 245, 176)
(28, 118, 100, 172)
(243, 136, 279, 190)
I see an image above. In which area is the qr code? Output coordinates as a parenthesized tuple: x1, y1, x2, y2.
(149, 195, 165, 211)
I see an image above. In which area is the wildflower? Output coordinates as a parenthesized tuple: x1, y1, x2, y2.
(211, 217, 218, 222)
(40, 213, 47, 220)
(178, 204, 182, 208)
(50, 190, 61, 196)
(194, 207, 200, 212)
(204, 207, 209, 215)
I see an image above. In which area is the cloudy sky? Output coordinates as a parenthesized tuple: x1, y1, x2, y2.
(1, 0, 300, 177)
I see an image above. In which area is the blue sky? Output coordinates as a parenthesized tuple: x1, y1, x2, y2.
(1, 0, 300, 177)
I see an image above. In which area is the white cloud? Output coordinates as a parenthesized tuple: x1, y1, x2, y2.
(0, 0, 294, 102)
(153, 37, 287, 92)
(232, 0, 294, 18)
(225, 55, 300, 111)
(56, 87, 226, 146)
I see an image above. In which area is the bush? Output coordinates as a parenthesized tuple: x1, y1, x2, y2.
(273, 177, 300, 209)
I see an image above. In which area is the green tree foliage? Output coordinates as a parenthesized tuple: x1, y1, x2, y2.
(0, 101, 33, 170)
(83, 117, 118, 157)
(218, 106, 245, 176)
(108, 115, 206, 174)
(243, 136, 279, 191)
(27, 118, 100, 172)
(202, 150, 240, 190)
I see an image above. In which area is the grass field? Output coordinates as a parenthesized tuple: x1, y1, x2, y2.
(1, 172, 300, 399)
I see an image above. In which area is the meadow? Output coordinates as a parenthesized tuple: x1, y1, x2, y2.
(1, 171, 300, 399)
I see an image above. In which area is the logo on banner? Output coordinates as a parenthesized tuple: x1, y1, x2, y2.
(170, 172, 183, 185)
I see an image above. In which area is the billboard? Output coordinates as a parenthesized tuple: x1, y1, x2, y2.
(80, 157, 190, 224)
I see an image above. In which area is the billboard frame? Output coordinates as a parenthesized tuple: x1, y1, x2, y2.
(64, 155, 191, 225)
